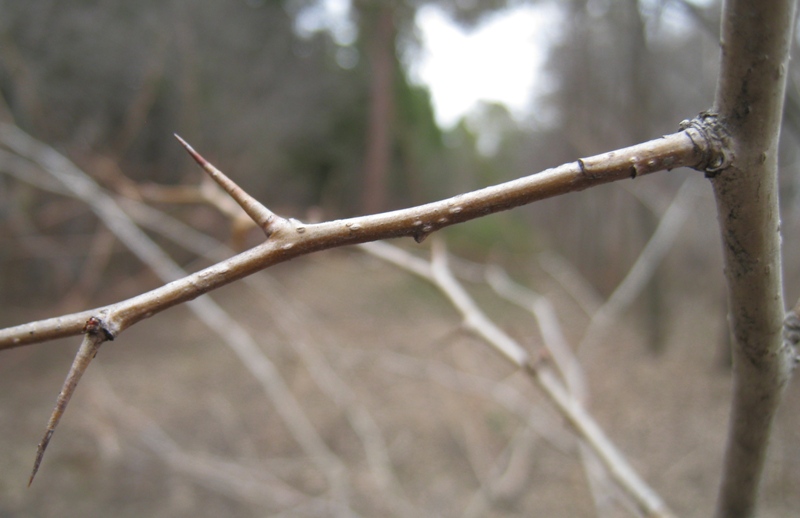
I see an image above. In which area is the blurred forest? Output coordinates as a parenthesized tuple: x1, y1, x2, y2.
(5, 0, 799, 313)
(2, 0, 800, 516)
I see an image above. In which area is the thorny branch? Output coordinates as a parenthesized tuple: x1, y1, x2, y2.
(13, 148, 413, 513)
(0, 118, 714, 486)
(0, 126, 352, 502)
(0, 3, 794, 514)
(0, 123, 710, 351)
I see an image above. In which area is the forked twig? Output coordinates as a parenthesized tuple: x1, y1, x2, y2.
(485, 266, 630, 515)
(360, 240, 676, 518)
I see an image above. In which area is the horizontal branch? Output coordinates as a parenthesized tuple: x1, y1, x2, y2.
(0, 127, 707, 350)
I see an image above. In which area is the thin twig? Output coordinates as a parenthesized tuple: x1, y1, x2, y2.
(537, 250, 603, 318)
(243, 276, 419, 518)
(485, 266, 630, 516)
(368, 347, 574, 452)
(578, 176, 700, 353)
(86, 369, 312, 510)
(485, 266, 586, 400)
(361, 240, 676, 518)
(462, 420, 539, 517)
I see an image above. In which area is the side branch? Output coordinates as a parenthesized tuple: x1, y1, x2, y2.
(0, 127, 706, 350)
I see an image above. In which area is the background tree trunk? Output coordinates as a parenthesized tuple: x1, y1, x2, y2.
(361, 4, 396, 214)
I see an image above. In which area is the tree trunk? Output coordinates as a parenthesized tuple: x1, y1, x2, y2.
(361, 4, 396, 214)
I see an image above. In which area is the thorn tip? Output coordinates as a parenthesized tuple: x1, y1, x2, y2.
(174, 134, 206, 167)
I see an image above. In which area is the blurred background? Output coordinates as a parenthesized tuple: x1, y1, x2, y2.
(1, 0, 799, 516)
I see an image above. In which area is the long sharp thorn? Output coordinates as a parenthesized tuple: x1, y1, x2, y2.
(173, 134, 281, 235)
(29, 328, 105, 486)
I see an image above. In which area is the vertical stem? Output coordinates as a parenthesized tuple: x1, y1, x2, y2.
(711, 1, 797, 516)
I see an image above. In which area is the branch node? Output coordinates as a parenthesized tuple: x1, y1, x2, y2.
(174, 134, 287, 237)
(413, 225, 433, 243)
(524, 348, 552, 375)
(679, 111, 733, 177)
(782, 310, 800, 370)
(577, 158, 595, 179)
(83, 315, 115, 341)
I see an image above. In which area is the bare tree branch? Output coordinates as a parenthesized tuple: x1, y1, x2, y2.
(0, 127, 353, 505)
(485, 266, 626, 516)
(367, 346, 573, 453)
(362, 240, 676, 518)
(711, 1, 798, 516)
(0, 122, 708, 350)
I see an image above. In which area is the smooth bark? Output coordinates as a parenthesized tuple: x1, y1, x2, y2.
(711, 1, 797, 516)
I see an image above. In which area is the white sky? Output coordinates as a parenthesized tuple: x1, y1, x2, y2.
(410, 4, 559, 129)
(295, 1, 560, 130)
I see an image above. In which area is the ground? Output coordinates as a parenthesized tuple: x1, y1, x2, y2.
(1, 249, 798, 517)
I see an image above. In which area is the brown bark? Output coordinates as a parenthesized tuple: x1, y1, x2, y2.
(361, 4, 396, 214)
(0, 123, 709, 350)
